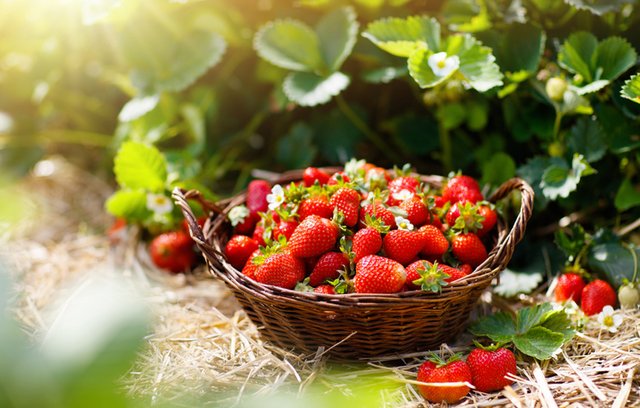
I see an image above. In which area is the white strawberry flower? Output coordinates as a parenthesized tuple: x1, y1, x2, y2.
(597, 305, 623, 333)
(228, 205, 250, 226)
(344, 158, 366, 177)
(266, 184, 285, 211)
(146, 193, 172, 215)
(395, 216, 414, 231)
(428, 52, 460, 78)
(392, 189, 414, 202)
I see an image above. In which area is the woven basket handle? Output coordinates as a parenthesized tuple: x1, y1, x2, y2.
(485, 178, 535, 272)
(172, 187, 226, 269)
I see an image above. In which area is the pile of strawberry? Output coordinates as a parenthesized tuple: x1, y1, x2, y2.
(224, 160, 498, 294)
(554, 270, 617, 315)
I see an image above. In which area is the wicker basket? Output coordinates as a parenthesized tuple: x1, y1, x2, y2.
(173, 170, 534, 360)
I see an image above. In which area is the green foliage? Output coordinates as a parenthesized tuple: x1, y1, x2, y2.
(362, 16, 441, 57)
(621, 73, 640, 104)
(114, 142, 168, 192)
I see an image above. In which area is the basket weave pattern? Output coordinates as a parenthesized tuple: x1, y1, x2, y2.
(173, 171, 534, 359)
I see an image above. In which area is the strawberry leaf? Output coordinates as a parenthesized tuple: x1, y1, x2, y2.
(105, 189, 149, 221)
(114, 142, 167, 192)
(469, 312, 516, 343)
(540, 154, 595, 200)
(621, 73, 640, 104)
(539, 310, 575, 342)
(512, 327, 564, 360)
(283, 71, 350, 106)
(316, 6, 359, 72)
(614, 178, 640, 211)
(362, 15, 441, 58)
(515, 303, 554, 333)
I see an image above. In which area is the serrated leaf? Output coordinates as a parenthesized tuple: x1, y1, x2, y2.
(540, 154, 595, 200)
(447, 34, 503, 92)
(559, 32, 598, 82)
(497, 23, 545, 73)
(118, 95, 160, 122)
(594, 37, 637, 82)
(564, 0, 634, 16)
(105, 190, 149, 220)
(614, 178, 640, 211)
(573, 79, 610, 95)
(621, 73, 640, 104)
(494, 268, 543, 297)
(567, 116, 606, 163)
(516, 303, 554, 333)
(362, 16, 440, 57)
(114, 142, 167, 192)
(588, 242, 640, 288)
(469, 312, 516, 343)
(254, 20, 325, 73)
(407, 48, 452, 88)
(540, 310, 575, 342)
(283, 71, 350, 106)
(513, 326, 565, 360)
(316, 6, 359, 72)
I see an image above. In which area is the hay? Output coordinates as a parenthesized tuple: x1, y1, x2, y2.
(4, 158, 640, 407)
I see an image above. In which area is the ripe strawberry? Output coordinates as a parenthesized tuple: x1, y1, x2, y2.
(417, 358, 472, 403)
(234, 212, 259, 235)
(451, 233, 487, 267)
(466, 348, 517, 392)
(581, 279, 616, 316)
(405, 260, 448, 291)
(458, 264, 473, 276)
(298, 196, 333, 220)
(242, 249, 261, 280)
(108, 218, 127, 244)
(364, 165, 391, 186)
(419, 225, 449, 259)
(476, 204, 497, 237)
(247, 180, 271, 215)
(352, 227, 383, 263)
(252, 221, 268, 247)
(314, 285, 336, 294)
(554, 273, 586, 303)
(330, 188, 361, 227)
(360, 204, 396, 228)
(442, 175, 483, 204)
(309, 252, 349, 286)
(327, 171, 351, 185)
(224, 235, 259, 270)
(389, 176, 420, 195)
(400, 195, 429, 226)
(354, 255, 406, 293)
(273, 219, 298, 240)
(445, 202, 483, 232)
(288, 215, 338, 258)
(149, 231, 196, 273)
(302, 167, 330, 187)
(254, 252, 305, 289)
(383, 229, 426, 265)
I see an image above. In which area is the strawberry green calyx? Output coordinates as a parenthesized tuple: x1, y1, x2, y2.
(392, 163, 413, 177)
(471, 340, 510, 352)
(413, 261, 449, 293)
(362, 214, 391, 234)
(449, 202, 484, 233)
(427, 351, 463, 367)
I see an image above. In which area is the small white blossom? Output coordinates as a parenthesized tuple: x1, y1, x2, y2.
(395, 216, 414, 231)
(266, 184, 285, 211)
(392, 189, 414, 202)
(428, 52, 460, 78)
(344, 158, 366, 177)
(597, 305, 623, 333)
(146, 193, 172, 215)
(228, 205, 250, 226)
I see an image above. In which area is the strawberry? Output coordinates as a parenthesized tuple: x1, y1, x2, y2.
(581, 279, 616, 316)
(330, 188, 360, 227)
(383, 229, 425, 265)
(309, 252, 349, 286)
(252, 221, 268, 247)
(445, 202, 483, 232)
(442, 175, 483, 204)
(405, 260, 449, 291)
(302, 167, 330, 187)
(419, 225, 449, 259)
(314, 285, 336, 294)
(360, 204, 396, 228)
(352, 227, 383, 263)
(364, 165, 391, 188)
(389, 176, 420, 195)
(298, 196, 333, 220)
(466, 347, 517, 392)
(247, 180, 271, 215)
(417, 357, 472, 403)
(476, 204, 497, 237)
(273, 219, 298, 240)
(327, 171, 351, 185)
(451, 233, 487, 267)
(149, 231, 196, 273)
(554, 273, 586, 303)
(107, 218, 127, 244)
(241, 249, 261, 280)
(254, 251, 305, 289)
(354, 255, 406, 293)
(288, 215, 338, 258)
(224, 235, 259, 270)
(400, 195, 429, 226)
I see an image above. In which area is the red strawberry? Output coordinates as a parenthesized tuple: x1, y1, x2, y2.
(400, 195, 429, 226)
(242, 249, 261, 280)
(302, 167, 330, 187)
(273, 219, 298, 240)
(224, 235, 259, 270)
(466, 348, 517, 392)
(451, 233, 487, 267)
(554, 273, 586, 303)
(247, 180, 271, 215)
(330, 188, 360, 227)
(252, 221, 268, 247)
(108, 218, 127, 244)
(442, 175, 483, 204)
(419, 225, 449, 259)
(581, 279, 616, 316)
(417, 358, 472, 403)
(314, 285, 336, 294)
(354, 255, 406, 293)
(364, 165, 391, 186)
(254, 252, 305, 289)
(433, 195, 447, 208)
(446, 202, 483, 232)
(383, 229, 425, 265)
(459, 264, 473, 275)
(352, 227, 383, 263)
(298, 196, 333, 220)
(477, 204, 497, 237)
(309, 252, 349, 286)
(360, 204, 396, 228)
(389, 176, 420, 195)
(405, 260, 448, 291)
(149, 231, 196, 273)
(234, 212, 259, 235)
(288, 215, 338, 258)
(327, 171, 351, 185)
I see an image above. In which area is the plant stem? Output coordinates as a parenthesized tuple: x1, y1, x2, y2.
(335, 95, 400, 162)
(553, 111, 564, 142)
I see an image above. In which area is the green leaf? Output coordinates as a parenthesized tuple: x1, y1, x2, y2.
(621, 73, 640, 104)
(385, 114, 440, 155)
(113, 141, 167, 192)
(180, 103, 206, 156)
(254, 19, 325, 73)
(567, 116, 606, 163)
(283, 71, 350, 106)
(316, 6, 359, 72)
(588, 243, 640, 288)
(516, 303, 554, 333)
(496, 23, 545, 73)
(564, 0, 634, 16)
(539, 310, 575, 342)
(407, 48, 452, 88)
(595, 104, 640, 153)
(614, 178, 640, 211)
(513, 326, 565, 360)
(447, 34, 503, 92)
(481, 152, 516, 186)
(276, 123, 318, 169)
(517, 156, 551, 208)
(540, 154, 595, 200)
(118, 95, 160, 122)
(105, 189, 149, 220)
(362, 66, 408, 83)
(554, 223, 589, 260)
(469, 312, 517, 343)
(558, 32, 598, 82)
(594, 37, 637, 82)
(362, 16, 440, 57)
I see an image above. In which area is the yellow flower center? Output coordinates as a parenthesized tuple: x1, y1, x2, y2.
(603, 315, 614, 327)
(437, 60, 446, 69)
(154, 197, 166, 205)
(400, 222, 408, 229)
